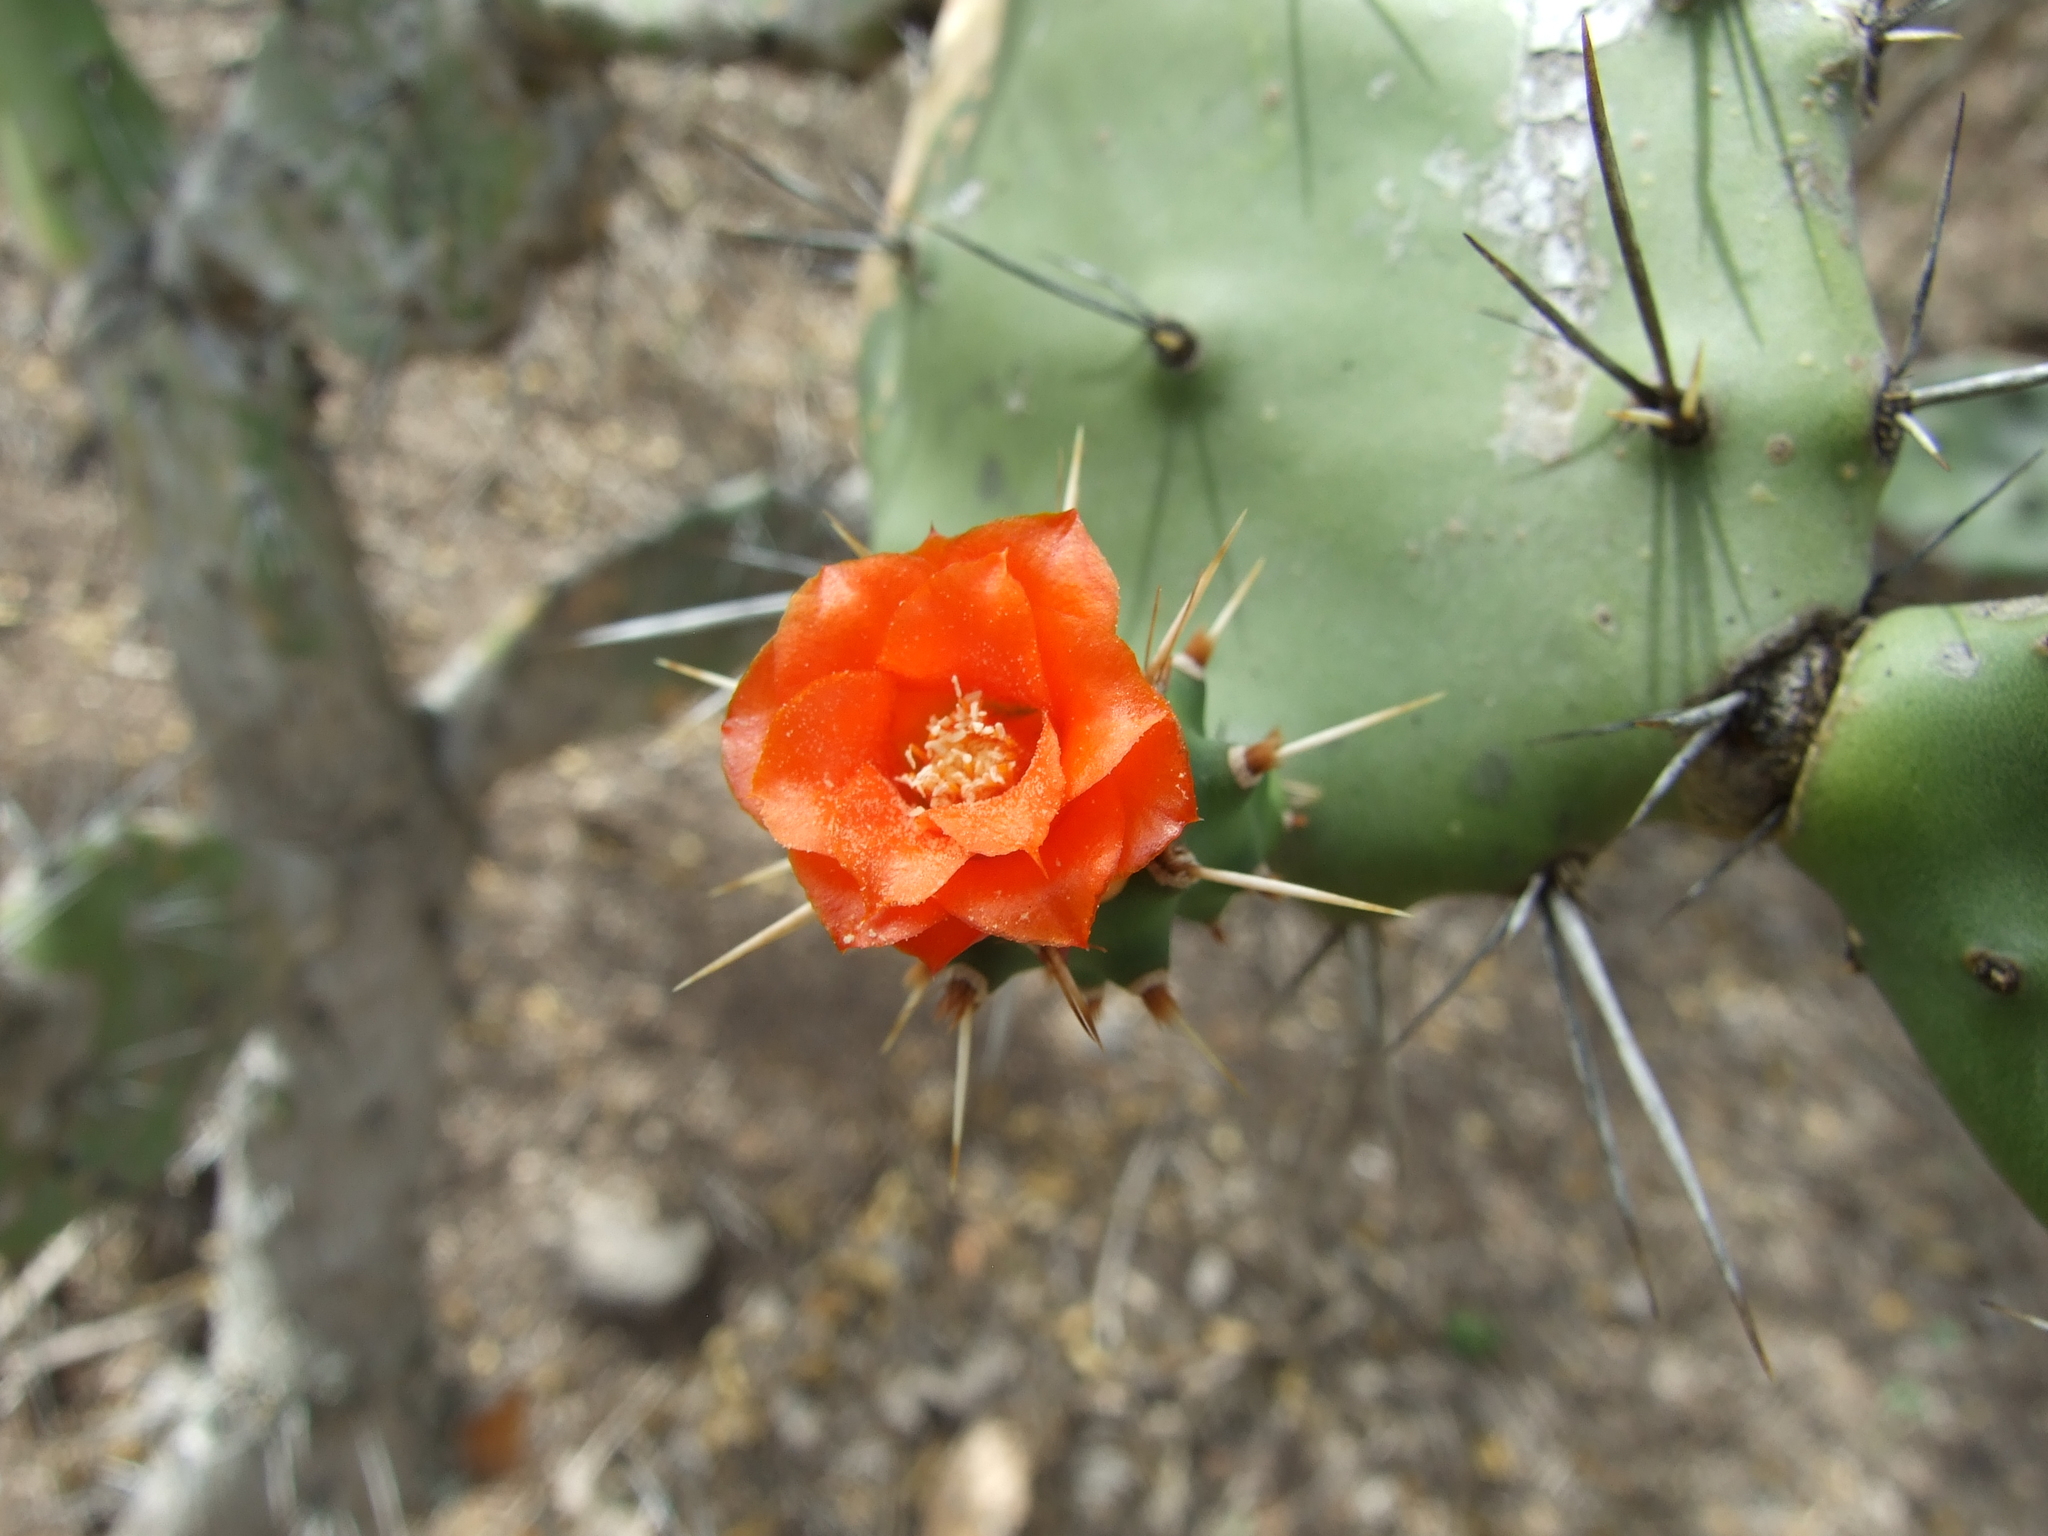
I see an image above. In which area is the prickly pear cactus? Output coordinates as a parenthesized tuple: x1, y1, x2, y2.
(0, 812, 245, 1258)
(862, 0, 1886, 906)
(854, 0, 2048, 1236)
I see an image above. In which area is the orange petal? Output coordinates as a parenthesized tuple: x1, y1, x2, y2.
(721, 641, 782, 822)
(927, 715, 1065, 858)
(1037, 609, 1174, 798)
(1102, 715, 1198, 875)
(933, 775, 1127, 949)
(753, 675, 974, 913)
(751, 671, 900, 848)
(876, 552, 1050, 708)
(839, 765, 975, 907)
(789, 851, 949, 950)
(896, 916, 985, 972)
(754, 674, 971, 907)
(943, 510, 1121, 628)
(770, 554, 934, 699)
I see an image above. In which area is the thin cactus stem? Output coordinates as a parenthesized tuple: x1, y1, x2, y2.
(942, 1011, 974, 1187)
(1663, 805, 1788, 923)
(1895, 409, 1948, 467)
(1543, 688, 1747, 744)
(697, 124, 874, 230)
(1866, 447, 2046, 603)
(1189, 865, 1405, 918)
(1873, 0, 1957, 37)
(673, 902, 816, 992)
(1261, 922, 1347, 1025)
(655, 659, 740, 690)
(1051, 256, 1156, 323)
(1539, 899, 1660, 1318)
(1200, 558, 1266, 645)
(819, 506, 871, 557)
(1895, 96, 1966, 381)
(1680, 344, 1707, 427)
(0, 793, 41, 865)
(879, 971, 930, 1055)
(1142, 983, 1242, 1090)
(922, 220, 1202, 370)
(1394, 872, 1545, 1053)
(1274, 692, 1446, 762)
(1546, 888, 1770, 1374)
(950, 1006, 975, 1185)
(1038, 945, 1100, 1043)
(1905, 360, 2048, 410)
(574, 591, 797, 648)
(722, 227, 885, 253)
(1580, 18, 1677, 399)
(1621, 711, 1737, 834)
(1477, 307, 1566, 345)
(1349, 922, 1403, 1163)
(355, 1428, 405, 1536)
(1090, 1133, 1167, 1350)
(1360, 0, 1436, 85)
(1148, 511, 1247, 681)
(1981, 1300, 2048, 1333)
(1463, 235, 1661, 407)
(708, 857, 794, 898)
(728, 542, 827, 579)
(923, 222, 1162, 333)
(1651, 693, 1750, 733)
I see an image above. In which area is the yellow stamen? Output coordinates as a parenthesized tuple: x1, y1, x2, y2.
(899, 682, 1020, 812)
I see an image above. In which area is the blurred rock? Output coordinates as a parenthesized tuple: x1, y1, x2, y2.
(1070, 1437, 1137, 1527)
(1183, 1244, 1235, 1312)
(771, 1385, 826, 1454)
(566, 1179, 714, 1321)
(921, 1418, 1032, 1536)
(876, 1335, 1022, 1435)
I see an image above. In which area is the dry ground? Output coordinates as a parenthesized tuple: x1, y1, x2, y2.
(3, 4, 2047, 1534)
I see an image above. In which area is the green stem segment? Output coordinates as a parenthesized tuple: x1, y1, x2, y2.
(1784, 599, 2048, 1224)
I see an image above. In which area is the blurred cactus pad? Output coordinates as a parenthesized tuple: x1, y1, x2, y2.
(1, 813, 245, 1259)
(860, 0, 1889, 906)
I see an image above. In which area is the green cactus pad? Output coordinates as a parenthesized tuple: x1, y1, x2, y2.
(1, 812, 245, 1259)
(0, 0, 170, 271)
(1784, 598, 2048, 1224)
(862, 0, 1889, 907)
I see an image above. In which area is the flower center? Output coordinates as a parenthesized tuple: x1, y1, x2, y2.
(899, 683, 1020, 812)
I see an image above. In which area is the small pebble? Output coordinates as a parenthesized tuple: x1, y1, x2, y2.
(1184, 1245, 1236, 1312)
(566, 1182, 714, 1319)
(922, 1419, 1032, 1536)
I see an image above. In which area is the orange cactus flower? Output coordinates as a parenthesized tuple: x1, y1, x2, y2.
(723, 511, 1197, 972)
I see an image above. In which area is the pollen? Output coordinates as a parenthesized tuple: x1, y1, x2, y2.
(899, 682, 1020, 812)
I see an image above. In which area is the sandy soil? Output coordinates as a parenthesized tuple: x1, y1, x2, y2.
(3, 5, 2046, 1535)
